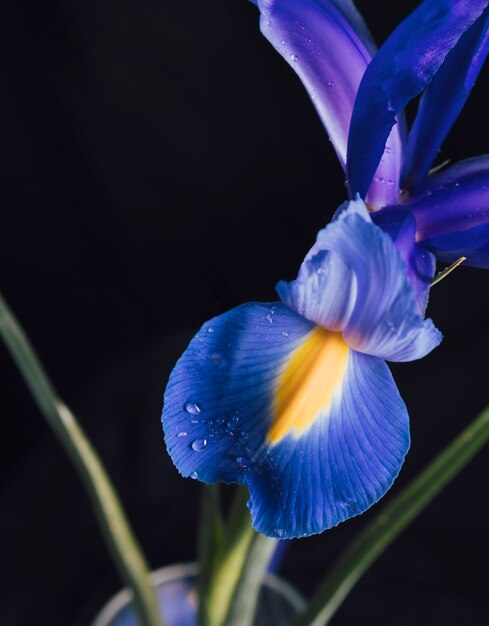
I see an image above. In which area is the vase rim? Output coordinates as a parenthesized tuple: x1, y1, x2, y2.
(91, 561, 306, 626)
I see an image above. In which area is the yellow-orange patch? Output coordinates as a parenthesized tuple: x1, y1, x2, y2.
(267, 327, 349, 444)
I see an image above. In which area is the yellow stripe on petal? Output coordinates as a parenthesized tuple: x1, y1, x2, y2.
(268, 327, 349, 444)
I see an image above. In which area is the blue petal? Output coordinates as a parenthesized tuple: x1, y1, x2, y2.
(162, 303, 410, 538)
(252, 0, 402, 207)
(402, 8, 489, 190)
(276, 249, 356, 332)
(162, 302, 314, 484)
(277, 199, 442, 361)
(371, 205, 436, 314)
(249, 351, 410, 537)
(347, 0, 489, 199)
(422, 223, 489, 268)
(409, 156, 489, 248)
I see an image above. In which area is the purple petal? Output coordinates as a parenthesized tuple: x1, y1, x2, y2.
(371, 205, 436, 315)
(253, 0, 402, 207)
(347, 0, 489, 201)
(402, 8, 489, 190)
(422, 223, 489, 268)
(409, 156, 489, 240)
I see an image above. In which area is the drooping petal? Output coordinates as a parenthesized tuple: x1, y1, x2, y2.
(252, 0, 402, 207)
(249, 350, 410, 538)
(162, 302, 410, 538)
(347, 0, 489, 200)
(371, 205, 436, 314)
(402, 8, 489, 190)
(163, 302, 315, 485)
(277, 199, 442, 361)
(409, 156, 489, 242)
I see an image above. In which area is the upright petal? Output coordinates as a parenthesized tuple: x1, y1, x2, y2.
(402, 8, 489, 190)
(347, 0, 489, 200)
(277, 199, 442, 361)
(252, 0, 402, 206)
(162, 301, 410, 537)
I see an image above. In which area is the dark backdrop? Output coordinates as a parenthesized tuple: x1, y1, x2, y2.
(1, 1, 488, 625)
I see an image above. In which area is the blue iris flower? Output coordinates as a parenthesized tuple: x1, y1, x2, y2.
(162, 0, 489, 539)
(254, 0, 489, 298)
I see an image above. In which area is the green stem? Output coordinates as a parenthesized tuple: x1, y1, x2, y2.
(202, 488, 257, 626)
(197, 485, 224, 626)
(222, 530, 277, 626)
(295, 403, 489, 626)
(0, 291, 164, 626)
(198, 486, 278, 626)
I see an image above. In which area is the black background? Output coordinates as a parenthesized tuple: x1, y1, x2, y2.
(1, 1, 489, 625)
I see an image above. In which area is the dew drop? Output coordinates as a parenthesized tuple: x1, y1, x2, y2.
(281, 331, 289, 337)
(190, 471, 199, 480)
(237, 456, 250, 467)
(327, 80, 335, 87)
(385, 146, 392, 154)
(191, 438, 207, 452)
(208, 352, 226, 367)
(207, 326, 214, 333)
(216, 417, 225, 425)
(274, 528, 286, 538)
(281, 39, 287, 45)
(190, 419, 199, 425)
(177, 431, 187, 438)
(266, 19, 272, 26)
(290, 53, 299, 62)
(185, 402, 201, 415)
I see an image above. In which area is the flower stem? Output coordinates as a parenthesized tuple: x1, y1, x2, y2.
(294, 403, 489, 626)
(0, 291, 164, 626)
(197, 485, 277, 626)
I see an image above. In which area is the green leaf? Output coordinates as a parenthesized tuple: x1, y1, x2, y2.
(294, 403, 489, 626)
(0, 291, 164, 626)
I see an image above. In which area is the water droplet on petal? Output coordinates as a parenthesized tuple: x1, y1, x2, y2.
(274, 528, 286, 538)
(191, 438, 207, 452)
(208, 352, 226, 367)
(190, 471, 199, 480)
(185, 402, 201, 415)
(207, 327, 214, 333)
(281, 331, 289, 337)
(327, 81, 335, 87)
(177, 431, 187, 438)
(237, 456, 250, 467)
(190, 419, 199, 425)
(290, 54, 299, 62)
